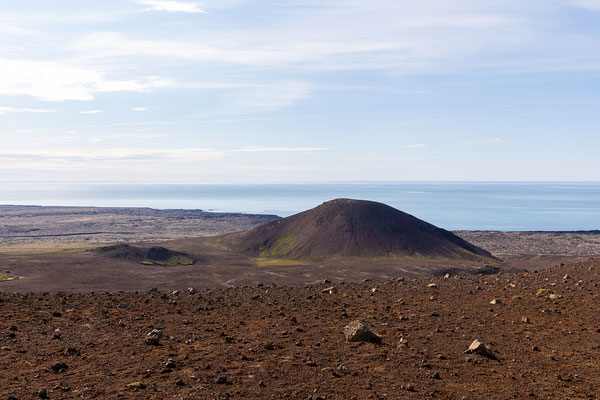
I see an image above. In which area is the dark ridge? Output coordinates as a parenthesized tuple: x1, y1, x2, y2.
(95, 244, 195, 266)
(218, 198, 495, 261)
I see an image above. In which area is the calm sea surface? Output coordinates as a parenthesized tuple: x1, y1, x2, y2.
(1, 182, 600, 231)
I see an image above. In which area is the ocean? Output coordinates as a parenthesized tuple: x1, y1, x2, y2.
(1, 182, 600, 231)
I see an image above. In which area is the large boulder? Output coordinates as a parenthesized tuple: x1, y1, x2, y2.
(343, 320, 382, 344)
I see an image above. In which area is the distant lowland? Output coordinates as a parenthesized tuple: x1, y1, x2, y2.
(1, 200, 599, 293)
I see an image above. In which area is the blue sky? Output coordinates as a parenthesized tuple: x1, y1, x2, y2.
(1, 0, 600, 182)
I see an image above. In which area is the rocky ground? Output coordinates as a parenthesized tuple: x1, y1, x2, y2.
(2, 258, 600, 399)
(455, 231, 600, 257)
(0, 206, 277, 245)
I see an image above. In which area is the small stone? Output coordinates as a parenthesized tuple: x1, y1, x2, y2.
(127, 381, 146, 389)
(426, 283, 438, 288)
(38, 389, 48, 399)
(215, 376, 228, 384)
(522, 317, 530, 324)
(145, 336, 160, 346)
(147, 329, 163, 338)
(322, 286, 338, 294)
(401, 384, 416, 392)
(165, 359, 176, 369)
(431, 371, 441, 379)
(465, 339, 499, 360)
(343, 320, 382, 344)
(397, 337, 408, 347)
(175, 378, 185, 386)
(187, 287, 195, 294)
(51, 361, 68, 373)
(490, 299, 501, 305)
(52, 311, 62, 318)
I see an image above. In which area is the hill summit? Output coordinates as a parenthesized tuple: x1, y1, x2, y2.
(220, 198, 494, 260)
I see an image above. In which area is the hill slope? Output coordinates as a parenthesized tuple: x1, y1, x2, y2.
(218, 198, 494, 260)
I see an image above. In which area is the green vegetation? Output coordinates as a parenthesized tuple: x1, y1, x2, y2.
(259, 232, 295, 257)
(140, 255, 194, 267)
(254, 257, 303, 266)
(456, 247, 500, 265)
(0, 272, 17, 282)
(537, 288, 550, 296)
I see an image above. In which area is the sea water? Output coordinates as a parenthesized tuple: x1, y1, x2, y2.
(1, 182, 599, 231)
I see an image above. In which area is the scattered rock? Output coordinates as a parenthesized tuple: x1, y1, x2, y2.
(145, 336, 160, 346)
(343, 320, 382, 344)
(322, 286, 338, 294)
(426, 283, 438, 288)
(147, 329, 163, 338)
(401, 383, 416, 392)
(38, 389, 48, 399)
(465, 339, 499, 360)
(50, 361, 68, 373)
(490, 299, 501, 305)
(215, 376, 229, 384)
(127, 381, 146, 389)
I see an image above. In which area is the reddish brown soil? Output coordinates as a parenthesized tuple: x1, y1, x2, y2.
(1, 235, 585, 293)
(2, 258, 600, 399)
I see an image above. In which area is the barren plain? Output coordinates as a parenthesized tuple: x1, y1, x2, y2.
(2, 205, 600, 399)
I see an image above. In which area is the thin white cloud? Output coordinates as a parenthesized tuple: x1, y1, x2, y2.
(571, 0, 600, 10)
(133, 0, 206, 13)
(0, 58, 172, 101)
(224, 81, 314, 112)
(232, 146, 329, 152)
(403, 144, 427, 148)
(0, 107, 57, 115)
(461, 138, 521, 144)
(0, 148, 227, 166)
(80, 110, 103, 114)
(132, 107, 149, 112)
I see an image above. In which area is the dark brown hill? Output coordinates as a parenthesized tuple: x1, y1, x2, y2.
(218, 198, 494, 260)
(95, 244, 195, 266)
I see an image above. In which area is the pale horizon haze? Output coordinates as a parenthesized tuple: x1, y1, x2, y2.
(2, 1, 600, 182)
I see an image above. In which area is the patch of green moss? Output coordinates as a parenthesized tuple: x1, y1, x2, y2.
(456, 247, 500, 265)
(259, 233, 295, 257)
(537, 288, 550, 296)
(140, 255, 194, 267)
(253, 258, 303, 266)
(0, 272, 17, 282)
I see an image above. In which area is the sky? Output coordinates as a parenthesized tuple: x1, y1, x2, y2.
(1, 0, 600, 182)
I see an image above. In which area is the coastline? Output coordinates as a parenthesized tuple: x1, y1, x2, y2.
(1, 205, 599, 257)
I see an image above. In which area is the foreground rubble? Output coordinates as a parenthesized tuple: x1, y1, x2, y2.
(2, 258, 600, 399)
